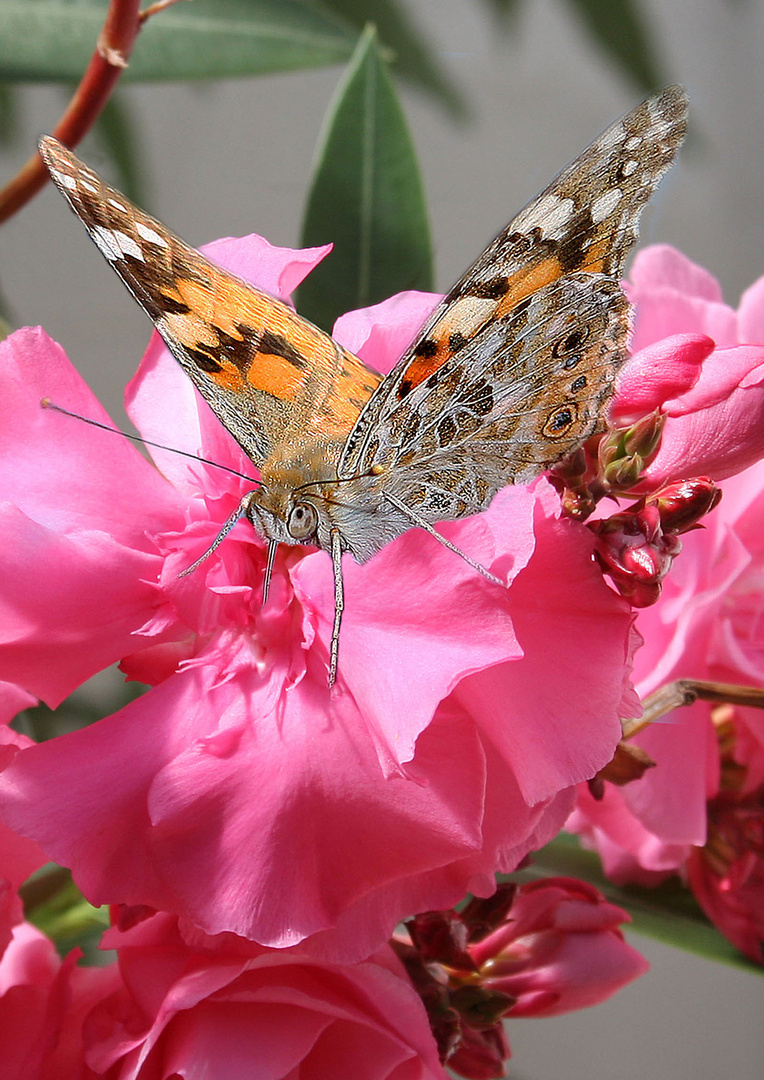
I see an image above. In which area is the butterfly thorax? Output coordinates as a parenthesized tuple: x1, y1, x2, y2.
(247, 441, 408, 563)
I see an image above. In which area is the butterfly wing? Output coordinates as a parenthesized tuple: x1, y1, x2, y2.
(338, 85, 688, 487)
(39, 137, 381, 468)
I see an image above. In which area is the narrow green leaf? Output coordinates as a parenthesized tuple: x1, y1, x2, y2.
(0, 0, 357, 82)
(508, 833, 764, 976)
(564, 0, 664, 93)
(297, 25, 432, 331)
(318, 0, 467, 118)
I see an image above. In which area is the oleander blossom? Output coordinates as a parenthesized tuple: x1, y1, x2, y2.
(72, 914, 448, 1080)
(0, 233, 637, 958)
(568, 249, 764, 910)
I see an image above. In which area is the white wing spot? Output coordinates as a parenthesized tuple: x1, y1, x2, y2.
(625, 136, 643, 151)
(438, 296, 498, 338)
(81, 179, 98, 194)
(91, 226, 122, 262)
(591, 189, 622, 224)
(620, 159, 639, 178)
(515, 193, 574, 239)
(135, 222, 169, 248)
(112, 230, 144, 261)
(108, 198, 127, 212)
(49, 168, 77, 192)
(598, 125, 624, 152)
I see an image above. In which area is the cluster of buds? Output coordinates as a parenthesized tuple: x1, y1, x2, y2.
(393, 880, 648, 1078)
(551, 411, 665, 521)
(590, 478, 721, 607)
(552, 410, 722, 608)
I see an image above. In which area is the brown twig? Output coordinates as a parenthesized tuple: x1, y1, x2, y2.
(622, 679, 764, 740)
(139, 0, 186, 24)
(0, 0, 184, 225)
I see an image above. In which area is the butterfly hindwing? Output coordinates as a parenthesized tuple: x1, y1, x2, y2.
(39, 137, 381, 467)
(374, 272, 630, 521)
(338, 85, 688, 483)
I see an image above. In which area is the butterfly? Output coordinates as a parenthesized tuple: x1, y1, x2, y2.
(39, 85, 688, 685)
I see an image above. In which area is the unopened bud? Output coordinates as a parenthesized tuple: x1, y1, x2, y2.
(648, 477, 722, 533)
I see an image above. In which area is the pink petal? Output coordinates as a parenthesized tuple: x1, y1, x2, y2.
(0, 330, 188, 703)
(294, 484, 536, 773)
(200, 233, 333, 301)
(332, 291, 442, 375)
(0, 328, 183, 539)
(641, 345, 764, 485)
(453, 483, 630, 805)
(627, 246, 738, 351)
(735, 272, 764, 343)
(613, 334, 711, 420)
(629, 245, 725, 303)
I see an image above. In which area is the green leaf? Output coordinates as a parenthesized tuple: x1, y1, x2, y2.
(509, 833, 764, 975)
(297, 25, 432, 331)
(0, 0, 358, 82)
(564, 0, 664, 93)
(23, 865, 109, 960)
(318, 0, 466, 118)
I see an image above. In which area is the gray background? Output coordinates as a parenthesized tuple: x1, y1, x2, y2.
(2, 0, 763, 1075)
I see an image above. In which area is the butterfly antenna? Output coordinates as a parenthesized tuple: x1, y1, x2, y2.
(41, 399, 262, 485)
(382, 492, 505, 588)
(262, 539, 278, 605)
(329, 529, 345, 689)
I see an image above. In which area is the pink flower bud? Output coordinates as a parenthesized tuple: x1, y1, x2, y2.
(468, 878, 648, 1018)
(647, 477, 722, 533)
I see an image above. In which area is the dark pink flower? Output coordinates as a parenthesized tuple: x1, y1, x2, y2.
(568, 249, 764, 900)
(0, 234, 636, 956)
(621, 245, 764, 485)
(81, 913, 447, 1080)
(686, 770, 764, 965)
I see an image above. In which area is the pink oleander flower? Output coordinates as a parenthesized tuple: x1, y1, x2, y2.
(0, 918, 120, 1080)
(620, 245, 764, 486)
(76, 912, 447, 1080)
(0, 234, 637, 959)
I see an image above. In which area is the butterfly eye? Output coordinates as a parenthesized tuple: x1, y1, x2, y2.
(287, 502, 319, 541)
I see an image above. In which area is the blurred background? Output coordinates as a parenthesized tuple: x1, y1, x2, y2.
(2, 1, 763, 1076)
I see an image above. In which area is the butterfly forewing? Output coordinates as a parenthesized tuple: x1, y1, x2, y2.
(338, 85, 688, 483)
(38, 137, 381, 468)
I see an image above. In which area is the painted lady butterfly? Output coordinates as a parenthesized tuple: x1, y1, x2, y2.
(39, 85, 688, 684)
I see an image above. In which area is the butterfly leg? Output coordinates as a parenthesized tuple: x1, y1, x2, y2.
(179, 491, 259, 578)
(328, 529, 345, 688)
(262, 539, 279, 605)
(382, 493, 505, 588)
